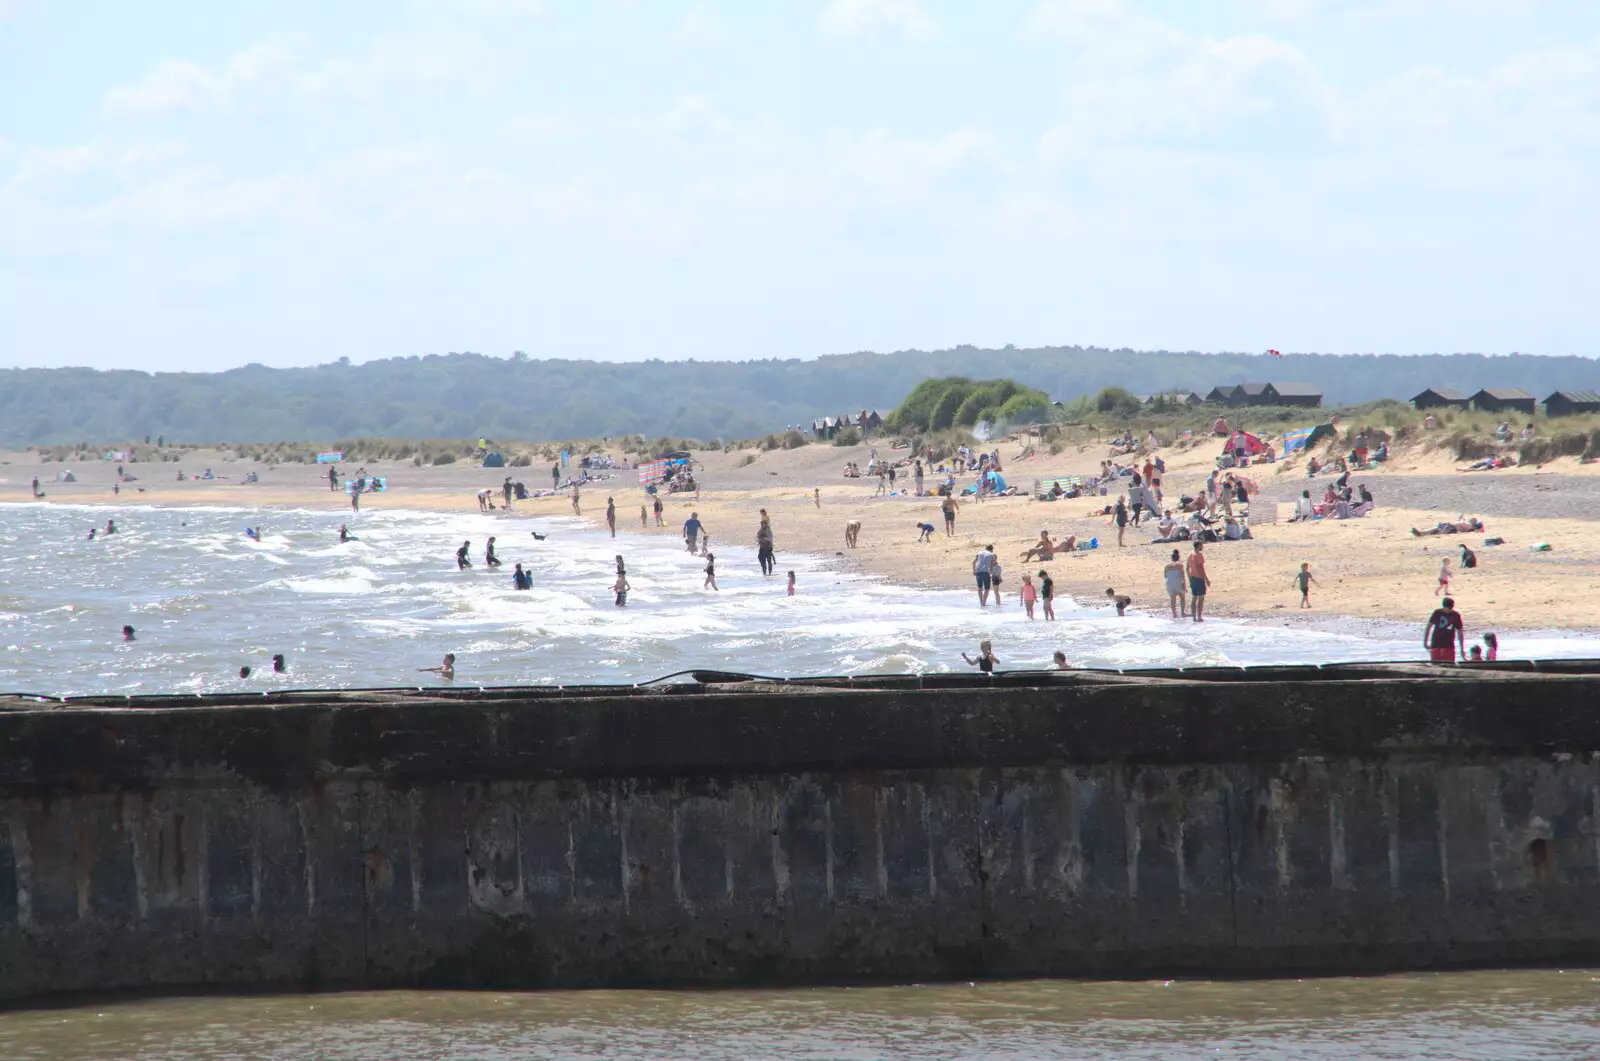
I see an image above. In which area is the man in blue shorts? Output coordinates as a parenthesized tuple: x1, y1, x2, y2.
(972, 544, 997, 606)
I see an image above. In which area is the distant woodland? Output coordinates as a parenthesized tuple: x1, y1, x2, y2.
(5, 347, 1600, 447)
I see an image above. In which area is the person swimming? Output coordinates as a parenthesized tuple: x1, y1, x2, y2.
(272, 653, 287, 674)
(239, 666, 252, 679)
(419, 653, 456, 681)
(245, 527, 260, 541)
(105, 520, 117, 535)
(121, 625, 136, 641)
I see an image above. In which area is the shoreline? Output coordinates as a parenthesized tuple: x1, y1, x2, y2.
(8, 493, 1598, 647)
(7, 435, 1600, 638)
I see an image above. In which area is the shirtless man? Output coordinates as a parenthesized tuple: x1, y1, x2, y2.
(1412, 518, 1484, 537)
(1186, 542, 1211, 622)
(1020, 530, 1057, 563)
(844, 520, 861, 548)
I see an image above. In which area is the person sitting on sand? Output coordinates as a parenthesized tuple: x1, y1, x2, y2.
(1412, 518, 1484, 537)
(1020, 530, 1057, 563)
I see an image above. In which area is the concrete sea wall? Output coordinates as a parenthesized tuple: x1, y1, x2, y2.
(2, 663, 1600, 999)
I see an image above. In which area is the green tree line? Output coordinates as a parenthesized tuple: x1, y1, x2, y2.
(3, 347, 1598, 447)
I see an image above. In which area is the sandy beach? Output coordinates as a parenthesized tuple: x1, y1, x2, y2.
(5, 434, 1599, 636)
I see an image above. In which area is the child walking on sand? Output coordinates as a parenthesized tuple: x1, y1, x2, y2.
(640, 505, 648, 528)
(1436, 558, 1452, 596)
(1292, 563, 1319, 608)
(1020, 574, 1037, 619)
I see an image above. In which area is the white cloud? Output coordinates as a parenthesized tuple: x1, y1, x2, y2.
(105, 60, 224, 113)
(1029, 0, 1334, 152)
(1234, 0, 1317, 21)
(87, 169, 310, 227)
(3, 142, 106, 189)
(821, 0, 937, 40)
(104, 29, 495, 114)
(104, 40, 295, 113)
(412, 0, 544, 13)
(834, 127, 997, 186)
(669, 2, 736, 48)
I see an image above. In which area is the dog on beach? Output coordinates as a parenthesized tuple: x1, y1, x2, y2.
(844, 520, 861, 548)
(530, 531, 547, 541)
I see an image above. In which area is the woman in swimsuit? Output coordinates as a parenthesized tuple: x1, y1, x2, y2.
(1164, 549, 1187, 618)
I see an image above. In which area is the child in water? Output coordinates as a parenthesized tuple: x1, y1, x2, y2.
(418, 653, 456, 682)
(613, 570, 630, 608)
(703, 552, 718, 591)
(962, 640, 998, 674)
(1020, 574, 1037, 619)
(787, 570, 795, 596)
(1106, 588, 1131, 616)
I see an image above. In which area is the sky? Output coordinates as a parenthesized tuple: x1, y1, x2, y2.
(1, 0, 1597, 372)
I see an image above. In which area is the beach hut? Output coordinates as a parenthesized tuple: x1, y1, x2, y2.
(1543, 391, 1600, 417)
(1411, 387, 1471, 411)
(1205, 386, 1237, 404)
(1471, 388, 1537, 415)
(1144, 392, 1203, 407)
(1262, 382, 1323, 408)
(1229, 383, 1271, 406)
(812, 416, 840, 440)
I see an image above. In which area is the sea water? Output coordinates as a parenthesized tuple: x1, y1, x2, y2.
(2, 972, 1600, 1059)
(4, 502, 1598, 697)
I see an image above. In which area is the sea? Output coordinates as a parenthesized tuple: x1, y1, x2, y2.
(1, 972, 1599, 1059)
(4, 501, 1600, 697)
(7, 502, 1600, 1057)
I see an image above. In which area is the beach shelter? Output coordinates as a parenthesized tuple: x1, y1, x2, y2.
(482, 451, 506, 468)
(1220, 431, 1267, 456)
(1280, 427, 1314, 454)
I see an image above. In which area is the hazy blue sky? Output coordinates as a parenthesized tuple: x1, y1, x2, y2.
(2, 0, 1596, 371)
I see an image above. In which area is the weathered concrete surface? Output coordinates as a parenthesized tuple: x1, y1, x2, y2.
(2, 665, 1599, 999)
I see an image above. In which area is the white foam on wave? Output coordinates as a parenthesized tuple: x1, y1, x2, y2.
(8, 501, 1600, 697)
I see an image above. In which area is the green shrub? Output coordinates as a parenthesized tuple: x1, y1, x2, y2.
(431, 453, 456, 466)
(833, 426, 863, 447)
